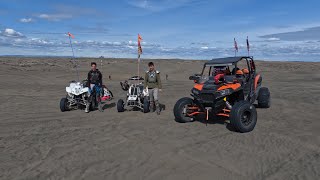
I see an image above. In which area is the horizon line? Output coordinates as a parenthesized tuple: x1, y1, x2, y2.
(0, 54, 319, 63)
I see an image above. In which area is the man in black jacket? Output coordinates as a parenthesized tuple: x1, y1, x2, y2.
(85, 62, 103, 113)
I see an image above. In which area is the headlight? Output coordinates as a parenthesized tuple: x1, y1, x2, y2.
(217, 89, 231, 98)
(220, 89, 229, 95)
(75, 88, 80, 94)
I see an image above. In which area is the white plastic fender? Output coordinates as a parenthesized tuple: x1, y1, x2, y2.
(65, 82, 89, 96)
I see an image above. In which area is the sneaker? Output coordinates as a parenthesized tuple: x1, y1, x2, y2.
(150, 105, 155, 112)
(156, 107, 160, 115)
(85, 105, 90, 113)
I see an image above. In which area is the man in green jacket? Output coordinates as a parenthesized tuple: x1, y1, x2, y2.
(144, 62, 162, 115)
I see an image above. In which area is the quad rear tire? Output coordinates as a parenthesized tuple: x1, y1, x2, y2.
(60, 98, 68, 112)
(143, 98, 150, 113)
(117, 99, 125, 112)
(257, 87, 270, 108)
(230, 101, 257, 133)
(174, 97, 194, 123)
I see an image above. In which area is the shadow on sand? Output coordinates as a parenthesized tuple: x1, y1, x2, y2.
(102, 102, 116, 110)
(177, 114, 237, 132)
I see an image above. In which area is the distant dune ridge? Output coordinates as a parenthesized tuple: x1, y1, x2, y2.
(0, 57, 319, 180)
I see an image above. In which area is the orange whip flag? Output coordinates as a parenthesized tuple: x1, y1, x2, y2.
(138, 34, 143, 55)
(68, 32, 75, 38)
(67, 32, 78, 81)
(137, 34, 143, 82)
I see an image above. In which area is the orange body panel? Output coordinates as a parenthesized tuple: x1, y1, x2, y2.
(194, 84, 204, 91)
(242, 68, 249, 74)
(187, 111, 205, 116)
(216, 113, 230, 117)
(217, 83, 241, 91)
(254, 74, 261, 90)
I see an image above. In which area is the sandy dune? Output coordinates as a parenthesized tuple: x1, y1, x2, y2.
(0, 57, 319, 180)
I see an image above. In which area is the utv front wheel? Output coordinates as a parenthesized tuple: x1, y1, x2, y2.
(60, 98, 68, 112)
(117, 99, 125, 112)
(230, 101, 257, 133)
(173, 97, 194, 123)
(258, 87, 270, 108)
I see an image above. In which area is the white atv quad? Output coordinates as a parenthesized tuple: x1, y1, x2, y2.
(117, 83, 150, 113)
(60, 80, 90, 112)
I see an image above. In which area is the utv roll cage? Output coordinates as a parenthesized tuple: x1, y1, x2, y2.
(201, 56, 256, 76)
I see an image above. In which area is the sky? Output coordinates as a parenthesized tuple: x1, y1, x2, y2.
(0, 0, 320, 61)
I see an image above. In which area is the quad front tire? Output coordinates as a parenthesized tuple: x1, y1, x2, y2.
(117, 99, 125, 112)
(173, 97, 195, 123)
(257, 87, 270, 108)
(60, 98, 68, 112)
(230, 101, 257, 133)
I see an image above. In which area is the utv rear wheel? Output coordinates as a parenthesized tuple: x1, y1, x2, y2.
(143, 98, 150, 113)
(117, 99, 125, 112)
(60, 98, 68, 112)
(258, 87, 270, 108)
(230, 101, 257, 133)
(174, 97, 194, 123)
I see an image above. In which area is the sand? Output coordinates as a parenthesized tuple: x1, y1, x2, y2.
(0, 57, 319, 180)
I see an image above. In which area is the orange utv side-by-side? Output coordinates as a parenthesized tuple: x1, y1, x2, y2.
(173, 57, 270, 133)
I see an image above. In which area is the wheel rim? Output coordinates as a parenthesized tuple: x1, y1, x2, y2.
(181, 104, 194, 119)
(182, 105, 188, 116)
(241, 110, 252, 126)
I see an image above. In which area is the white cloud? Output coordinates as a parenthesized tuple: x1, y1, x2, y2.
(127, 0, 194, 12)
(0, 28, 25, 38)
(266, 37, 280, 41)
(19, 18, 34, 23)
(37, 13, 72, 21)
(260, 26, 320, 41)
(38, 14, 49, 18)
(34, 5, 98, 22)
(1, 32, 319, 61)
(135, 0, 149, 9)
(112, 42, 121, 45)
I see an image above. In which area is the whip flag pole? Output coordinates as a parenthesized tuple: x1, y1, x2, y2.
(137, 34, 143, 84)
(67, 32, 79, 81)
(234, 38, 238, 57)
(246, 36, 250, 56)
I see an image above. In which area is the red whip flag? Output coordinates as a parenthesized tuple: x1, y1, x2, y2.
(68, 32, 75, 38)
(234, 38, 238, 52)
(138, 34, 143, 55)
